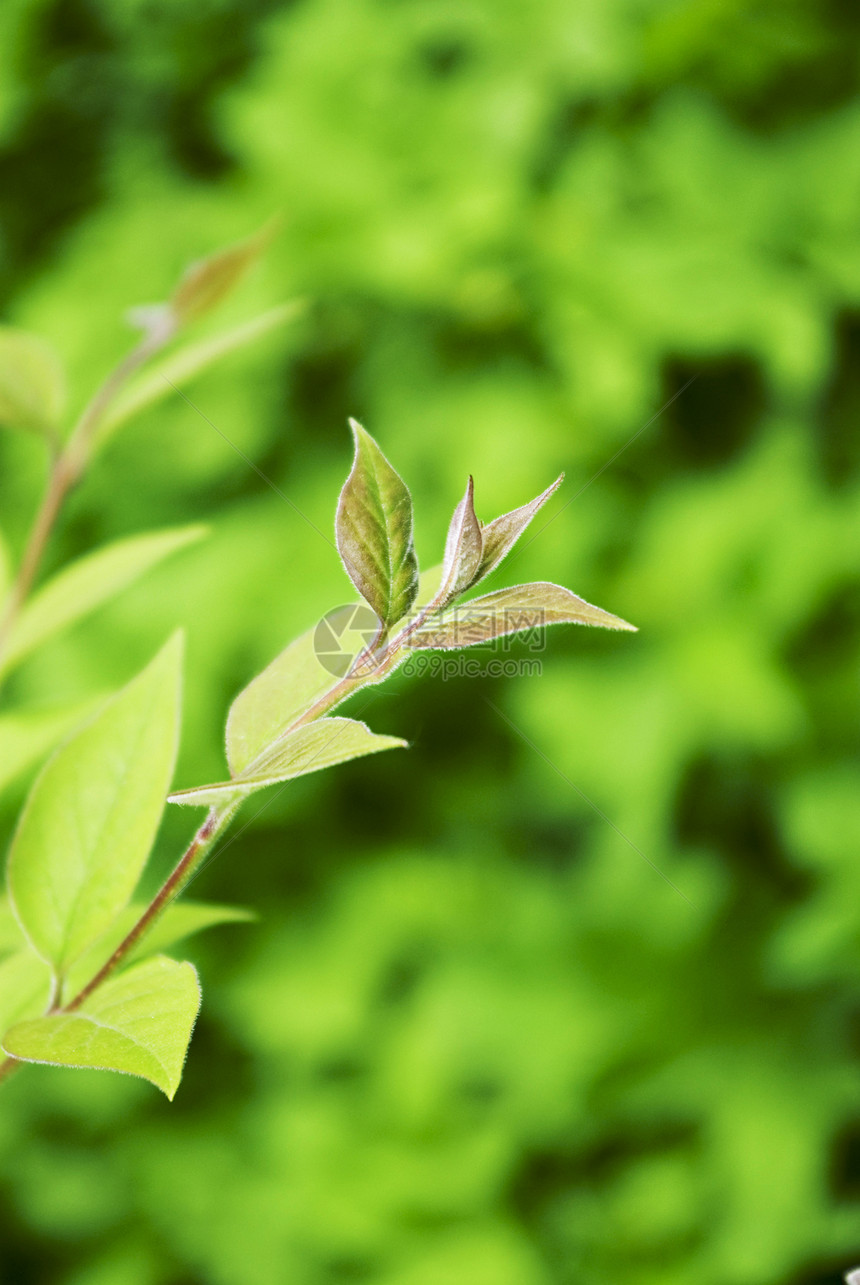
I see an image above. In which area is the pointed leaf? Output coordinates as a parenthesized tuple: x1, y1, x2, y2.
(171, 717, 406, 808)
(407, 582, 637, 649)
(98, 302, 305, 447)
(335, 421, 419, 629)
(0, 698, 97, 795)
(476, 475, 564, 582)
(3, 955, 201, 1099)
(64, 901, 253, 999)
(0, 525, 205, 678)
(225, 567, 442, 776)
(8, 634, 183, 971)
(0, 327, 66, 436)
(438, 477, 483, 605)
(0, 950, 52, 1035)
(171, 221, 278, 327)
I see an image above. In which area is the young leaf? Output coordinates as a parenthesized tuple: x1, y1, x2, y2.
(171, 717, 406, 808)
(226, 624, 348, 776)
(0, 950, 53, 1035)
(225, 566, 441, 776)
(2, 955, 201, 1100)
(0, 328, 66, 437)
(170, 221, 278, 327)
(64, 902, 253, 999)
(407, 582, 637, 649)
(97, 302, 305, 447)
(476, 474, 564, 583)
(437, 477, 483, 605)
(0, 699, 98, 796)
(336, 421, 419, 629)
(0, 525, 205, 678)
(8, 634, 183, 972)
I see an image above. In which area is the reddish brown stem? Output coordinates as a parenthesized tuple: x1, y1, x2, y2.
(0, 326, 172, 671)
(63, 806, 227, 1012)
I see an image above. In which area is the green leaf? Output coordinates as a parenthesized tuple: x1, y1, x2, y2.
(0, 897, 26, 958)
(0, 525, 205, 678)
(170, 221, 279, 327)
(407, 582, 637, 649)
(335, 420, 419, 629)
(437, 477, 483, 605)
(0, 950, 52, 1035)
(0, 327, 66, 436)
(8, 634, 183, 972)
(0, 698, 97, 795)
(3, 955, 201, 1100)
(225, 566, 442, 777)
(225, 623, 349, 776)
(171, 717, 406, 808)
(97, 302, 305, 447)
(64, 901, 253, 999)
(476, 474, 564, 583)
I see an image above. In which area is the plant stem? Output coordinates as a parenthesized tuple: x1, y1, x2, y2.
(62, 802, 234, 1012)
(0, 325, 173, 670)
(0, 1056, 21, 1085)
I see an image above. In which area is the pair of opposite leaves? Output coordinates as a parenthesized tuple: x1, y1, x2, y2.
(170, 422, 636, 808)
(2, 425, 635, 1096)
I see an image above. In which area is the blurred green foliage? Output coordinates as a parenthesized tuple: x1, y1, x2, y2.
(1, 0, 860, 1282)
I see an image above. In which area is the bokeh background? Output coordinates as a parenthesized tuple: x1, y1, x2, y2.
(1, 1, 860, 1282)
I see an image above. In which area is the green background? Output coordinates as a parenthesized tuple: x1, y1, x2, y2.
(1, 0, 860, 1281)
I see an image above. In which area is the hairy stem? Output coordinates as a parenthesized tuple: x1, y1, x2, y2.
(0, 326, 173, 671)
(62, 802, 234, 1012)
(0, 1056, 21, 1085)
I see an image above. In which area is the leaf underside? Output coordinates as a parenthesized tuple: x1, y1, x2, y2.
(3, 955, 201, 1099)
(172, 717, 406, 807)
(439, 476, 483, 603)
(224, 566, 444, 777)
(407, 582, 637, 649)
(477, 474, 564, 582)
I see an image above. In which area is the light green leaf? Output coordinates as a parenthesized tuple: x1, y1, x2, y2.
(438, 476, 483, 605)
(97, 302, 305, 446)
(8, 634, 183, 972)
(0, 327, 66, 436)
(171, 221, 278, 327)
(64, 901, 253, 999)
(225, 566, 441, 777)
(171, 717, 406, 808)
(0, 525, 205, 678)
(407, 582, 637, 650)
(3, 955, 201, 1099)
(335, 420, 419, 630)
(225, 623, 350, 776)
(476, 474, 564, 583)
(0, 897, 26, 958)
(0, 950, 52, 1035)
(0, 699, 97, 796)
